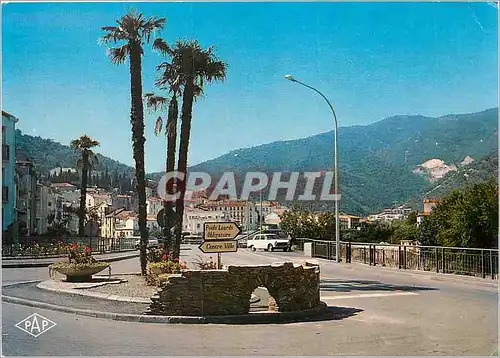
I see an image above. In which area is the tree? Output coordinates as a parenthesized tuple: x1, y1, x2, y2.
(420, 179, 498, 248)
(159, 40, 227, 259)
(406, 211, 418, 225)
(390, 221, 419, 244)
(100, 10, 166, 275)
(144, 38, 183, 255)
(70, 135, 100, 237)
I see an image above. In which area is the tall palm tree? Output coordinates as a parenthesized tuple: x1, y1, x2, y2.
(100, 11, 166, 275)
(157, 40, 227, 259)
(144, 67, 180, 254)
(70, 135, 100, 237)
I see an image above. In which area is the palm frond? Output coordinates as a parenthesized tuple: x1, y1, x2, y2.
(99, 28, 129, 44)
(154, 116, 163, 136)
(107, 44, 130, 64)
(144, 93, 169, 112)
(141, 17, 166, 43)
(152, 38, 171, 56)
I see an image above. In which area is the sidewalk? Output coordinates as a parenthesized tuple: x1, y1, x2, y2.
(1, 251, 140, 268)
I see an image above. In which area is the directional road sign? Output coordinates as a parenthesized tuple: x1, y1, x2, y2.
(203, 222, 241, 241)
(199, 240, 238, 253)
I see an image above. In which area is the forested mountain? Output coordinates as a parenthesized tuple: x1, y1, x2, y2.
(152, 108, 498, 214)
(16, 108, 498, 214)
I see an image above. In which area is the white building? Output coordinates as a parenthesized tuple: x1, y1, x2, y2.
(34, 182, 51, 234)
(200, 200, 258, 229)
(183, 208, 226, 235)
(49, 167, 78, 176)
(146, 196, 163, 215)
(103, 208, 138, 238)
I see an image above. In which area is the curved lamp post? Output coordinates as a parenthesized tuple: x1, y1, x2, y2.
(284, 74, 341, 263)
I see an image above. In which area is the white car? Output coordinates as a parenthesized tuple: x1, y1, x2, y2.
(247, 233, 290, 252)
(135, 238, 159, 250)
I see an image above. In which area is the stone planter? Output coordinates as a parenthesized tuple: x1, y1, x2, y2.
(50, 263, 110, 282)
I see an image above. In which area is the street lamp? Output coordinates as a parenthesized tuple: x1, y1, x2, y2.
(284, 74, 341, 263)
(233, 154, 264, 233)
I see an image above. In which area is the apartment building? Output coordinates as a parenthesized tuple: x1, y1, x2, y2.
(103, 208, 138, 238)
(2, 111, 18, 233)
(183, 208, 227, 235)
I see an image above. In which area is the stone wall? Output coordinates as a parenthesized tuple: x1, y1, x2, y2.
(148, 262, 320, 316)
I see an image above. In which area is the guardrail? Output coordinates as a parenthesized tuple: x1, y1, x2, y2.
(296, 239, 498, 280)
(2, 237, 137, 257)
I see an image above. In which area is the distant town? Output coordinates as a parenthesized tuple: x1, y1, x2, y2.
(3, 110, 439, 242)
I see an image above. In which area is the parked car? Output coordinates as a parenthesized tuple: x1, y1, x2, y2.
(182, 235, 203, 244)
(235, 234, 248, 248)
(247, 233, 290, 252)
(134, 237, 159, 250)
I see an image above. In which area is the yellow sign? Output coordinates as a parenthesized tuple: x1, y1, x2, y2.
(203, 222, 241, 241)
(199, 240, 238, 253)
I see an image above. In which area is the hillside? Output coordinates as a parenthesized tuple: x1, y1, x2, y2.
(16, 108, 498, 215)
(406, 150, 499, 209)
(15, 129, 135, 178)
(150, 108, 498, 215)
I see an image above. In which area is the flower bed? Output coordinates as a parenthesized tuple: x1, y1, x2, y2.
(146, 248, 187, 286)
(49, 243, 110, 282)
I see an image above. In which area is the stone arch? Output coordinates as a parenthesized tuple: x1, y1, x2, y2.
(148, 262, 321, 316)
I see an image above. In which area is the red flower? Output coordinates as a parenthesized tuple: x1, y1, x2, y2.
(162, 254, 167, 260)
(173, 258, 179, 262)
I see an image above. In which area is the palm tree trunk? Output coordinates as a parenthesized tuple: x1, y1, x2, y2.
(129, 43, 149, 275)
(163, 96, 178, 255)
(174, 80, 195, 259)
(78, 151, 89, 237)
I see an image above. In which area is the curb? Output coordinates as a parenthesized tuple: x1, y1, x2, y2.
(1, 250, 137, 261)
(1, 253, 140, 268)
(1, 293, 329, 324)
(36, 281, 151, 304)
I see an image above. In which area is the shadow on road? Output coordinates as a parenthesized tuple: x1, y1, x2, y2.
(304, 306, 364, 323)
(320, 279, 438, 292)
(226, 306, 364, 325)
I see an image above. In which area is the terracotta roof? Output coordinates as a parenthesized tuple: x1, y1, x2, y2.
(105, 208, 125, 218)
(115, 210, 137, 220)
(147, 214, 158, 221)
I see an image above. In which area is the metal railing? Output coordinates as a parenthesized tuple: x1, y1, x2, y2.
(299, 239, 498, 280)
(2, 236, 137, 257)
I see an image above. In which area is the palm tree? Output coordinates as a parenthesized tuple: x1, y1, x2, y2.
(70, 135, 100, 237)
(157, 40, 227, 259)
(144, 56, 180, 254)
(100, 10, 166, 275)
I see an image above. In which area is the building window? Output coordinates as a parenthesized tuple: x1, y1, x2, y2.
(2, 145, 9, 161)
(2, 126, 5, 145)
(2, 185, 8, 202)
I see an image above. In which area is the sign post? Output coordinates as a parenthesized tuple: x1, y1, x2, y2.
(200, 222, 241, 269)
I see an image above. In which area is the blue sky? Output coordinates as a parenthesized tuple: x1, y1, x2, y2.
(2, 2, 498, 173)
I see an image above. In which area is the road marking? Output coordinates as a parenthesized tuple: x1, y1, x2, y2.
(321, 291, 419, 300)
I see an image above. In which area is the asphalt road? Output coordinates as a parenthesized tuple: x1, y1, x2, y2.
(2, 246, 498, 356)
